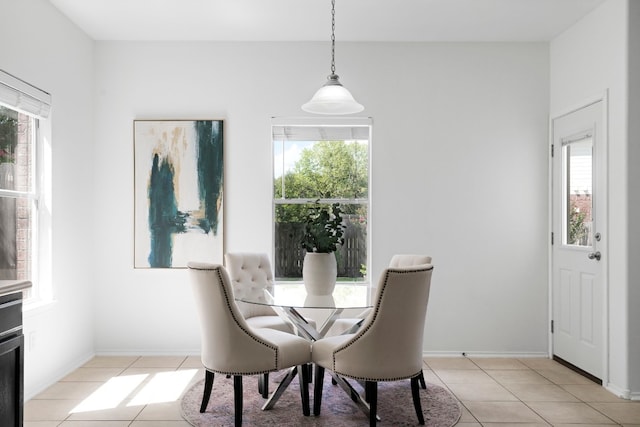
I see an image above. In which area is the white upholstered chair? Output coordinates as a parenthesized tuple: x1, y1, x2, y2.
(225, 252, 316, 397)
(329, 254, 432, 335)
(187, 262, 312, 427)
(225, 253, 293, 333)
(389, 254, 433, 268)
(327, 254, 432, 389)
(311, 264, 434, 426)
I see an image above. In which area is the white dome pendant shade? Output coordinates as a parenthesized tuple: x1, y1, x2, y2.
(301, 0, 364, 115)
(302, 73, 363, 115)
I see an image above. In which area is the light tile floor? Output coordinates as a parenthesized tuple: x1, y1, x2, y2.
(24, 356, 640, 426)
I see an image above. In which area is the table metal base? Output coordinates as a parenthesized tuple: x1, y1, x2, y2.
(262, 303, 375, 419)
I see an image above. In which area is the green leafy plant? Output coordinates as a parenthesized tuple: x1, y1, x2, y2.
(568, 201, 588, 245)
(0, 148, 14, 164)
(301, 200, 345, 253)
(0, 108, 18, 164)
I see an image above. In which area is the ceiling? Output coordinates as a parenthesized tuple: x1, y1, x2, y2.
(48, 0, 605, 42)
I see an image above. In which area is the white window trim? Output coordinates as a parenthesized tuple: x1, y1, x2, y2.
(1, 70, 52, 306)
(270, 116, 373, 286)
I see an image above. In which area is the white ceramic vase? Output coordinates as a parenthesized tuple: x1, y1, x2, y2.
(304, 294, 336, 308)
(302, 252, 337, 296)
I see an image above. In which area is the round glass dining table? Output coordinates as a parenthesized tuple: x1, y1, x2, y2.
(236, 283, 373, 341)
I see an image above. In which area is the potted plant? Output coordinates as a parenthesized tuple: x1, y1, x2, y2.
(301, 201, 345, 295)
(0, 112, 17, 189)
(0, 148, 15, 190)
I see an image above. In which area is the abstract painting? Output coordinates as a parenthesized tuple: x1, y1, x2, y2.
(134, 120, 223, 268)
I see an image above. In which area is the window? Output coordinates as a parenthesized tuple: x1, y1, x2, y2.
(562, 133, 593, 247)
(0, 70, 50, 299)
(272, 117, 371, 283)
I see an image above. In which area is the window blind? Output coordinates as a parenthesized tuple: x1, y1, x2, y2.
(0, 69, 51, 119)
(272, 125, 369, 142)
(272, 116, 371, 141)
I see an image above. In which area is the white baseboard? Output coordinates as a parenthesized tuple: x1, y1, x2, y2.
(423, 350, 549, 358)
(604, 383, 631, 400)
(25, 351, 95, 401)
(94, 349, 200, 357)
(604, 383, 640, 400)
(26, 350, 201, 401)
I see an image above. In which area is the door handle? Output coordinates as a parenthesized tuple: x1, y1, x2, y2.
(588, 251, 601, 261)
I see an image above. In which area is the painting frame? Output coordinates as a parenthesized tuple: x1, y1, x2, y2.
(134, 119, 224, 268)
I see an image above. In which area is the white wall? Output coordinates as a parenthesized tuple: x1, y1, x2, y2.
(0, 2, 553, 398)
(0, 0, 95, 399)
(92, 41, 550, 356)
(550, 0, 636, 397)
(627, 0, 640, 399)
(5, 0, 638, 403)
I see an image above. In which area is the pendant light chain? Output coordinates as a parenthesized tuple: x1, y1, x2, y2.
(301, 0, 363, 114)
(330, 0, 336, 75)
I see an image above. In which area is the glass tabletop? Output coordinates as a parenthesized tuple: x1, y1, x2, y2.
(236, 283, 372, 310)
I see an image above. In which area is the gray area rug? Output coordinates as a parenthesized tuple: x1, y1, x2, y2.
(182, 370, 461, 426)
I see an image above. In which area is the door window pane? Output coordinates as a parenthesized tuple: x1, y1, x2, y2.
(563, 138, 593, 246)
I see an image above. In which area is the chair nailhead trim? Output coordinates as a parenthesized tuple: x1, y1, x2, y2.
(191, 264, 280, 370)
(333, 369, 424, 383)
(206, 367, 276, 376)
(331, 266, 433, 381)
(214, 267, 280, 368)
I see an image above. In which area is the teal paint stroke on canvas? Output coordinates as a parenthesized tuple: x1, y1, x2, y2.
(195, 120, 223, 235)
(147, 153, 187, 267)
(143, 120, 223, 268)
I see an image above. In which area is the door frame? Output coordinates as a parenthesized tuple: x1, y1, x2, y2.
(548, 90, 609, 386)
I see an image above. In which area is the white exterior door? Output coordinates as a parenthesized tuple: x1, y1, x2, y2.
(551, 100, 606, 379)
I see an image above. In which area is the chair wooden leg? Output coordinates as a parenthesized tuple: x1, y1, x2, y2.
(299, 364, 310, 416)
(200, 370, 214, 413)
(233, 375, 243, 427)
(418, 371, 427, 389)
(258, 373, 269, 398)
(411, 376, 425, 425)
(313, 365, 325, 416)
(365, 381, 377, 427)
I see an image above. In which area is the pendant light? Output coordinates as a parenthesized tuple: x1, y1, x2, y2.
(302, 0, 364, 115)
